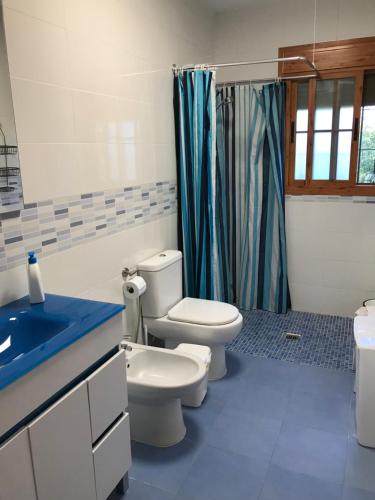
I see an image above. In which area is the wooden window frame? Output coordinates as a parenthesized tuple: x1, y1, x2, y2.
(281, 37, 375, 196)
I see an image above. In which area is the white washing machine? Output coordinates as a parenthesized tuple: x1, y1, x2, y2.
(354, 315, 375, 447)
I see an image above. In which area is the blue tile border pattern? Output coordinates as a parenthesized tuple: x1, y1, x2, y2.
(227, 309, 355, 371)
(0, 180, 177, 272)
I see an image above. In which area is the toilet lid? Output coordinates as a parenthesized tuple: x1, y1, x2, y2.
(168, 298, 239, 326)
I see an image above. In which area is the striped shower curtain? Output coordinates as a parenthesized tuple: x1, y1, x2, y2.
(173, 69, 223, 300)
(216, 83, 289, 313)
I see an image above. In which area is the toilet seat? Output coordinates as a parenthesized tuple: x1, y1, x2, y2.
(144, 309, 243, 346)
(168, 298, 239, 326)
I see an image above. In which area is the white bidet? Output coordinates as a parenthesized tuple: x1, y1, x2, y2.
(125, 343, 206, 447)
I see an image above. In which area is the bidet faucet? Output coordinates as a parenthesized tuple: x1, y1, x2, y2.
(121, 342, 133, 352)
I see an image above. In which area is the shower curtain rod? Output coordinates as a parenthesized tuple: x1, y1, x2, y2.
(172, 55, 317, 73)
(216, 73, 317, 86)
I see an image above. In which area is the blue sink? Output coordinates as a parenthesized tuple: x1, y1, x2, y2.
(0, 294, 124, 390)
(0, 310, 73, 367)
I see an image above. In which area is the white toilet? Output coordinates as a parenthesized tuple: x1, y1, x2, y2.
(124, 342, 207, 447)
(138, 250, 243, 380)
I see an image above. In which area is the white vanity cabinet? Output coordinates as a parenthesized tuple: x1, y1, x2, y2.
(29, 382, 97, 500)
(0, 428, 37, 500)
(0, 349, 131, 500)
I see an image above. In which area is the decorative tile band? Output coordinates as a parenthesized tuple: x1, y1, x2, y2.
(286, 194, 375, 203)
(0, 180, 177, 272)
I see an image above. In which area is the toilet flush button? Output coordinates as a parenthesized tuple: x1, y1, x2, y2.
(159, 253, 166, 257)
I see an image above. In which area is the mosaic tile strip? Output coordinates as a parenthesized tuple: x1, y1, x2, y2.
(226, 309, 354, 371)
(0, 180, 177, 272)
(286, 194, 375, 203)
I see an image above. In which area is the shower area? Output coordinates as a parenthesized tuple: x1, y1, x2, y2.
(173, 57, 355, 371)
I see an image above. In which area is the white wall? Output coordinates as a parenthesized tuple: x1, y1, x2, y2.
(213, 0, 375, 316)
(213, 0, 375, 82)
(0, 0, 213, 305)
(1, 0, 374, 317)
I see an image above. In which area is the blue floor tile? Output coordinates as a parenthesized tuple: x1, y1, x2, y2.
(225, 350, 255, 378)
(271, 423, 347, 484)
(176, 445, 269, 500)
(227, 378, 290, 420)
(204, 368, 246, 409)
(342, 485, 375, 500)
(122, 478, 174, 500)
(206, 408, 282, 461)
(183, 401, 220, 443)
(348, 394, 357, 436)
(240, 356, 299, 395)
(259, 464, 342, 500)
(285, 390, 350, 435)
(345, 436, 375, 493)
(293, 364, 354, 399)
(129, 437, 202, 495)
(126, 308, 371, 500)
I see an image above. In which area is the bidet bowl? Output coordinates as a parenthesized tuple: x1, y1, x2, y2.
(125, 344, 206, 447)
(126, 346, 206, 400)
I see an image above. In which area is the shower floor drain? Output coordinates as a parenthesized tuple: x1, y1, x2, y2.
(285, 332, 302, 340)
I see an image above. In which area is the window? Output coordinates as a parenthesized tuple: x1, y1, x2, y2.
(282, 37, 375, 195)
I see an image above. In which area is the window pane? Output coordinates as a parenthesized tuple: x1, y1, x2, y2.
(358, 149, 375, 183)
(357, 72, 375, 184)
(295, 132, 307, 180)
(312, 132, 331, 179)
(338, 78, 355, 129)
(339, 107, 353, 129)
(296, 82, 308, 132)
(336, 131, 352, 180)
(315, 80, 334, 130)
(357, 103, 375, 184)
(362, 73, 375, 107)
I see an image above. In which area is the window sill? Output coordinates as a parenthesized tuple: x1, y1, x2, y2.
(285, 184, 375, 196)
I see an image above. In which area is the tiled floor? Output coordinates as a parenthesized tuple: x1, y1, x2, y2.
(122, 352, 375, 500)
(227, 309, 354, 371)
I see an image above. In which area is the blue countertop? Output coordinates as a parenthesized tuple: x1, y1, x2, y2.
(0, 294, 124, 390)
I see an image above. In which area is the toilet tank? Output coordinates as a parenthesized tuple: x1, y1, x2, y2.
(138, 250, 183, 318)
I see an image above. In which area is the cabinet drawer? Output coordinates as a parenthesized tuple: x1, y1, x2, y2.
(93, 413, 132, 500)
(87, 350, 127, 442)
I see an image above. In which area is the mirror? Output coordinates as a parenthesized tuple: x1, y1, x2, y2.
(0, 2, 23, 216)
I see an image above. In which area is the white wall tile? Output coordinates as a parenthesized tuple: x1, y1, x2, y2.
(4, 0, 66, 27)
(288, 283, 323, 315)
(65, 30, 122, 96)
(19, 143, 80, 202)
(11, 78, 74, 143)
(0, 0, 213, 304)
(4, 8, 69, 85)
(153, 144, 177, 183)
(71, 91, 123, 143)
(286, 199, 374, 316)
